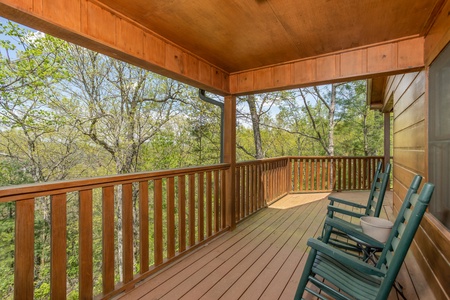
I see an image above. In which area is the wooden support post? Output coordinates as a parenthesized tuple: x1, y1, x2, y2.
(224, 95, 236, 230)
(384, 112, 391, 170)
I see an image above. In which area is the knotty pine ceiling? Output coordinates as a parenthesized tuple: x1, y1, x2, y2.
(96, 0, 442, 73)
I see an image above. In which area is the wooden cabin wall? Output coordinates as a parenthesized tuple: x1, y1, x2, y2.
(388, 70, 449, 299)
(388, 4, 450, 298)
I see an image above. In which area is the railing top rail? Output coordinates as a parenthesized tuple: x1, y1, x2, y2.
(236, 157, 290, 166)
(0, 163, 231, 202)
(236, 156, 385, 166)
(288, 156, 386, 159)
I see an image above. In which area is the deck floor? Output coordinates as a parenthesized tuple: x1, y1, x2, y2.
(117, 192, 435, 300)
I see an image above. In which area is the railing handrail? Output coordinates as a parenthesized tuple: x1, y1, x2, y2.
(287, 155, 387, 159)
(236, 157, 289, 166)
(0, 163, 231, 202)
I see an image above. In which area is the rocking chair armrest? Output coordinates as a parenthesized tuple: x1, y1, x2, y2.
(328, 196, 367, 209)
(307, 238, 386, 277)
(325, 217, 385, 249)
(327, 205, 366, 218)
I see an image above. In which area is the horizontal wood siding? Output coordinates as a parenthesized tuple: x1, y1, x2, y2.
(390, 70, 450, 299)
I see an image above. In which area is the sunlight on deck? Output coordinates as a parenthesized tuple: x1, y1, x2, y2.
(270, 193, 331, 209)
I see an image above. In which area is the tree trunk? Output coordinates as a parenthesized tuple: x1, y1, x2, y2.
(328, 84, 337, 156)
(246, 95, 264, 159)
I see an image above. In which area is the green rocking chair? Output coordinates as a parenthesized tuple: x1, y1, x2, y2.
(322, 162, 391, 252)
(295, 176, 434, 300)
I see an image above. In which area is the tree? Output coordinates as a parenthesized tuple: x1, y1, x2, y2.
(237, 93, 282, 159)
(335, 81, 384, 156)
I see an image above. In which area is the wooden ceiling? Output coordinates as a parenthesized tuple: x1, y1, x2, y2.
(96, 0, 442, 73)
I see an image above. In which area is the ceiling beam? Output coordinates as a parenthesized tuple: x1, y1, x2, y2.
(230, 37, 425, 95)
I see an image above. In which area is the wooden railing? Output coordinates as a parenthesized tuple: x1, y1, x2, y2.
(0, 156, 385, 299)
(235, 158, 290, 223)
(0, 164, 230, 299)
(290, 156, 384, 192)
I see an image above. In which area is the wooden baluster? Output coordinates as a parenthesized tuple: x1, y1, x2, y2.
(154, 179, 163, 265)
(235, 167, 241, 222)
(249, 165, 254, 213)
(305, 159, 310, 191)
(122, 183, 133, 282)
(139, 182, 149, 273)
(15, 198, 35, 300)
(221, 169, 227, 229)
(293, 159, 299, 191)
(245, 165, 250, 215)
(357, 158, 360, 189)
(206, 171, 213, 236)
(214, 170, 220, 233)
(240, 166, 245, 217)
(321, 159, 326, 190)
(167, 177, 175, 259)
(198, 172, 204, 242)
(178, 176, 186, 252)
(253, 165, 257, 210)
(362, 158, 366, 189)
(79, 190, 93, 299)
(257, 164, 262, 208)
(271, 163, 274, 199)
(299, 159, 304, 191)
(286, 158, 291, 194)
(254, 162, 262, 209)
(315, 159, 319, 191)
(51, 194, 67, 299)
(327, 159, 335, 191)
(188, 174, 196, 247)
(102, 186, 115, 294)
(334, 158, 347, 191)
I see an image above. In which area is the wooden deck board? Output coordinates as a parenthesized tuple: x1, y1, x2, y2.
(166, 206, 302, 299)
(117, 191, 435, 300)
(221, 200, 327, 300)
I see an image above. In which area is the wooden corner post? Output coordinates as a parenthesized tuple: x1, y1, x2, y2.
(224, 95, 236, 230)
(383, 112, 390, 169)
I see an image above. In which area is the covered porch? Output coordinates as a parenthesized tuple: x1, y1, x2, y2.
(0, 0, 449, 299)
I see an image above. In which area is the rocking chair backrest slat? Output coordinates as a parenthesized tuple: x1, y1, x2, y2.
(374, 179, 434, 300)
(391, 237, 400, 250)
(364, 163, 391, 217)
(398, 222, 407, 235)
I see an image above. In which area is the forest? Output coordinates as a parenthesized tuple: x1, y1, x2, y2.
(0, 19, 385, 298)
